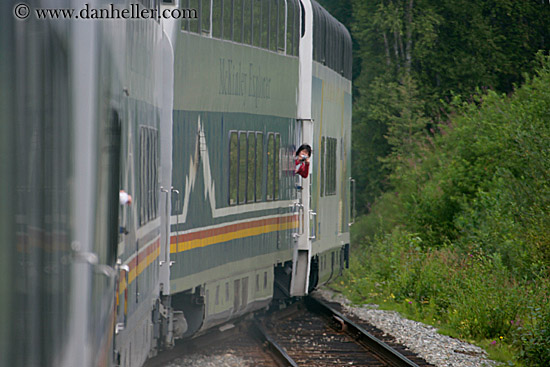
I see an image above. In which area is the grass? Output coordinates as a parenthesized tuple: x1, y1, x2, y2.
(329, 248, 544, 366)
(342, 58, 550, 367)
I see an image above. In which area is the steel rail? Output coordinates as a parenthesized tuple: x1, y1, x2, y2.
(305, 296, 420, 367)
(251, 320, 299, 367)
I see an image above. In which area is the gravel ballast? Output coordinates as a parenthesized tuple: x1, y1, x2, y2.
(314, 288, 500, 367)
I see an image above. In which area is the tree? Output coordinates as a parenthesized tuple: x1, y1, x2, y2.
(349, 0, 550, 211)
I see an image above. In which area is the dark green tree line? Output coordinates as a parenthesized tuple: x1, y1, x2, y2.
(319, 0, 550, 212)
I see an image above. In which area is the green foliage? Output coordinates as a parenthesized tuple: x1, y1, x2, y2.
(346, 0, 550, 360)
(351, 82, 392, 209)
(350, 0, 550, 211)
(380, 57, 550, 269)
(517, 299, 550, 367)
(446, 253, 527, 340)
(347, 58, 550, 365)
(343, 234, 550, 365)
(380, 75, 430, 174)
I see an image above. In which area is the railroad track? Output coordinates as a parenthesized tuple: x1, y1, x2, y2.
(145, 296, 434, 367)
(259, 296, 428, 367)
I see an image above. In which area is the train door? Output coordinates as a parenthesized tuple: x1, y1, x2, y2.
(92, 104, 122, 367)
(290, 119, 314, 296)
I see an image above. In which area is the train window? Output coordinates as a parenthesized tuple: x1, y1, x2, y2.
(263, 271, 268, 289)
(241, 277, 248, 309)
(320, 137, 325, 197)
(255, 132, 264, 201)
(326, 19, 332, 67)
(274, 134, 280, 200)
(345, 30, 352, 78)
(334, 27, 340, 72)
(225, 282, 230, 302)
(336, 24, 341, 71)
(252, 0, 261, 47)
(294, 0, 299, 55)
(243, 0, 252, 44)
(261, 0, 269, 49)
(234, 279, 240, 309)
(215, 285, 220, 305)
(286, 0, 294, 55)
(189, 0, 200, 33)
(143, 0, 161, 23)
(329, 18, 335, 68)
(138, 0, 152, 8)
(312, 2, 321, 62)
(181, 0, 190, 31)
(321, 136, 337, 196)
(320, 10, 326, 64)
(201, 0, 211, 35)
(327, 137, 337, 195)
(330, 20, 335, 67)
(310, 4, 352, 78)
(238, 132, 247, 204)
(223, 0, 233, 40)
(255, 274, 260, 292)
(300, 0, 305, 38)
(334, 24, 344, 74)
(212, 0, 222, 38)
(329, 138, 333, 195)
(332, 138, 337, 193)
(287, 147, 294, 198)
(139, 127, 159, 226)
(315, 6, 321, 60)
(228, 131, 238, 205)
(247, 132, 255, 202)
(269, 0, 277, 51)
(328, 137, 333, 196)
(234, 0, 243, 42)
(95, 110, 122, 268)
(229, 130, 281, 205)
(277, 0, 285, 52)
(266, 133, 274, 200)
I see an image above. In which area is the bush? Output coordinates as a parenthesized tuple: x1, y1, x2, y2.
(446, 253, 527, 339)
(345, 53, 550, 367)
(344, 233, 550, 364)
(518, 299, 550, 367)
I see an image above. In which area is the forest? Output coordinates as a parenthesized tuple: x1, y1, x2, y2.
(318, 0, 550, 365)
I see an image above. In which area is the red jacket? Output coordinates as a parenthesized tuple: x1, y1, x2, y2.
(295, 158, 309, 178)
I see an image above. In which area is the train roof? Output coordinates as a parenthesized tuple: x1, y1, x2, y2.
(311, 0, 353, 80)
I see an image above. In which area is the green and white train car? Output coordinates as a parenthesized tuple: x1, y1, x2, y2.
(163, 0, 353, 339)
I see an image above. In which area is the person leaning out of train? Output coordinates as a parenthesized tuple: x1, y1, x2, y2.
(295, 144, 312, 179)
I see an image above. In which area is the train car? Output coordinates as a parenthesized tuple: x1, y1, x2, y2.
(162, 0, 353, 343)
(108, 3, 175, 367)
(1, 1, 114, 366)
(1, 1, 172, 366)
(164, 0, 301, 340)
(0, 1, 352, 367)
(306, 0, 353, 287)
